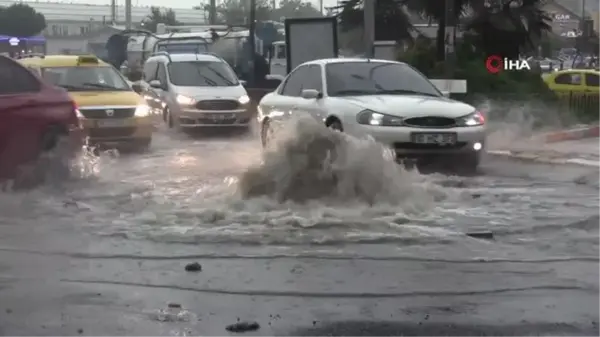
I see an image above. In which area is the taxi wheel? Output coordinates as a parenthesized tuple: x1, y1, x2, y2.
(136, 138, 152, 152)
(166, 108, 175, 129)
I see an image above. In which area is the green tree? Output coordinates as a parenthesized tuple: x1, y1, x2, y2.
(141, 7, 180, 33)
(0, 4, 46, 37)
(463, 0, 552, 59)
(273, 0, 322, 20)
(217, 0, 272, 25)
(335, 0, 413, 42)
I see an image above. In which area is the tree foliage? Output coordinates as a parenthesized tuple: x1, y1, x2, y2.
(335, 0, 552, 60)
(202, 0, 322, 25)
(272, 0, 322, 20)
(335, 0, 413, 42)
(142, 7, 180, 33)
(0, 4, 46, 37)
(216, 0, 272, 25)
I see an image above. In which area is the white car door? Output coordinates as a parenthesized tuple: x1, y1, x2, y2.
(270, 65, 310, 117)
(293, 64, 327, 122)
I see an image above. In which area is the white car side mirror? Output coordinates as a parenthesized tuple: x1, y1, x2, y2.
(301, 89, 322, 99)
(149, 80, 162, 89)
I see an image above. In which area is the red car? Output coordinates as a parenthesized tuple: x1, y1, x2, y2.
(0, 55, 84, 182)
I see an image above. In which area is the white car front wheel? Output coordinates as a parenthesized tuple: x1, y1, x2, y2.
(326, 119, 343, 132)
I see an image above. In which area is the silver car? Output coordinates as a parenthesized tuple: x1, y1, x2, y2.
(141, 52, 252, 130)
(258, 58, 486, 170)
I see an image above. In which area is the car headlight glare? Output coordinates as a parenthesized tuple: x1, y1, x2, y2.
(356, 110, 403, 126)
(238, 94, 250, 105)
(75, 108, 84, 118)
(176, 94, 196, 106)
(134, 104, 150, 117)
(456, 111, 485, 126)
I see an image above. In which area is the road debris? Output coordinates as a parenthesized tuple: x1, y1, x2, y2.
(184, 262, 202, 272)
(225, 321, 260, 333)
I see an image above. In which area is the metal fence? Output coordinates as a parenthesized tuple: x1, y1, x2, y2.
(453, 92, 599, 128)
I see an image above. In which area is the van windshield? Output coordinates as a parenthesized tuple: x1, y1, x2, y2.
(167, 61, 239, 87)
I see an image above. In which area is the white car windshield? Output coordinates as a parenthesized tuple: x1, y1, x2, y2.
(168, 61, 239, 87)
(326, 62, 441, 97)
(42, 66, 131, 91)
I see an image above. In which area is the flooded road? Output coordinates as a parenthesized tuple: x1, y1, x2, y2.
(0, 121, 598, 336)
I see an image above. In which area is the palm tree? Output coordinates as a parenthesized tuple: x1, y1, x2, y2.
(463, 0, 552, 58)
(337, 0, 551, 60)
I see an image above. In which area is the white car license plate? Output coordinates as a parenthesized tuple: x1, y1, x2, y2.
(412, 132, 457, 145)
(97, 119, 127, 128)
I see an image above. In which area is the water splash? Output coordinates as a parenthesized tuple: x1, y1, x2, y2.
(238, 116, 444, 207)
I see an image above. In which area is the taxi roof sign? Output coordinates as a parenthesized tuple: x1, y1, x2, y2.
(77, 55, 99, 65)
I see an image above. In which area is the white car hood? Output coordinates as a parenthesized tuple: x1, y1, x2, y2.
(173, 85, 247, 100)
(340, 95, 475, 118)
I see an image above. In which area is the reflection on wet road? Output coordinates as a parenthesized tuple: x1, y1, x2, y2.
(0, 122, 598, 336)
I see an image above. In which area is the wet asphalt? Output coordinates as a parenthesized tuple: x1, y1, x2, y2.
(0, 125, 598, 336)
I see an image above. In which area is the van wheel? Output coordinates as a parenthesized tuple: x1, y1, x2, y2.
(165, 108, 174, 128)
(261, 120, 272, 148)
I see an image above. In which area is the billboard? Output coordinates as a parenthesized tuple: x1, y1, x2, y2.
(284, 17, 338, 74)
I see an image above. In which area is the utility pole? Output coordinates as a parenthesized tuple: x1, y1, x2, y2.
(319, 0, 323, 14)
(209, 0, 217, 24)
(110, 0, 116, 24)
(125, 0, 132, 29)
(248, 0, 257, 85)
(363, 0, 375, 58)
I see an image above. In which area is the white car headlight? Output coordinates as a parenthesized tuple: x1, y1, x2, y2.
(176, 94, 196, 106)
(356, 110, 403, 126)
(134, 104, 150, 117)
(456, 111, 485, 126)
(238, 94, 250, 105)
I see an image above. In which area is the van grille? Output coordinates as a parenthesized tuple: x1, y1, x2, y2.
(195, 100, 239, 111)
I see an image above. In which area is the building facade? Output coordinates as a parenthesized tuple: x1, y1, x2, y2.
(0, 0, 208, 54)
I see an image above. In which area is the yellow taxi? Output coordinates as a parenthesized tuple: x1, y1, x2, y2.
(18, 55, 154, 150)
(543, 69, 599, 93)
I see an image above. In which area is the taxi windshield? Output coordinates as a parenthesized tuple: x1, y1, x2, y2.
(41, 66, 131, 91)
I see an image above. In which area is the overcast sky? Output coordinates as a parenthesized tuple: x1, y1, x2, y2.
(61, 0, 341, 9)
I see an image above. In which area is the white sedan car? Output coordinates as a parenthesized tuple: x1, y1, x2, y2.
(257, 58, 486, 170)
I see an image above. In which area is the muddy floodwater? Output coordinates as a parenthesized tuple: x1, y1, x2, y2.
(0, 118, 598, 336)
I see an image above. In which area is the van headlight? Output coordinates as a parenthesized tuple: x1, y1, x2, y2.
(238, 94, 250, 105)
(176, 94, 196, 106)
(134, 104, 150, 117)
(356, 110, 403, 126)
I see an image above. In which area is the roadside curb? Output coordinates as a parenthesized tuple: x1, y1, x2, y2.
(486, 150, 600, 168)
(542, 125, 600, 143)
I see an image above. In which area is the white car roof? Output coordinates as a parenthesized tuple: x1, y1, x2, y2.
(302, 58, 405, 66)
(147, 53, 224, 63)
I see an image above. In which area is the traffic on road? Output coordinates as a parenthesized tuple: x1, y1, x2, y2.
(0, 50, 598, 336)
